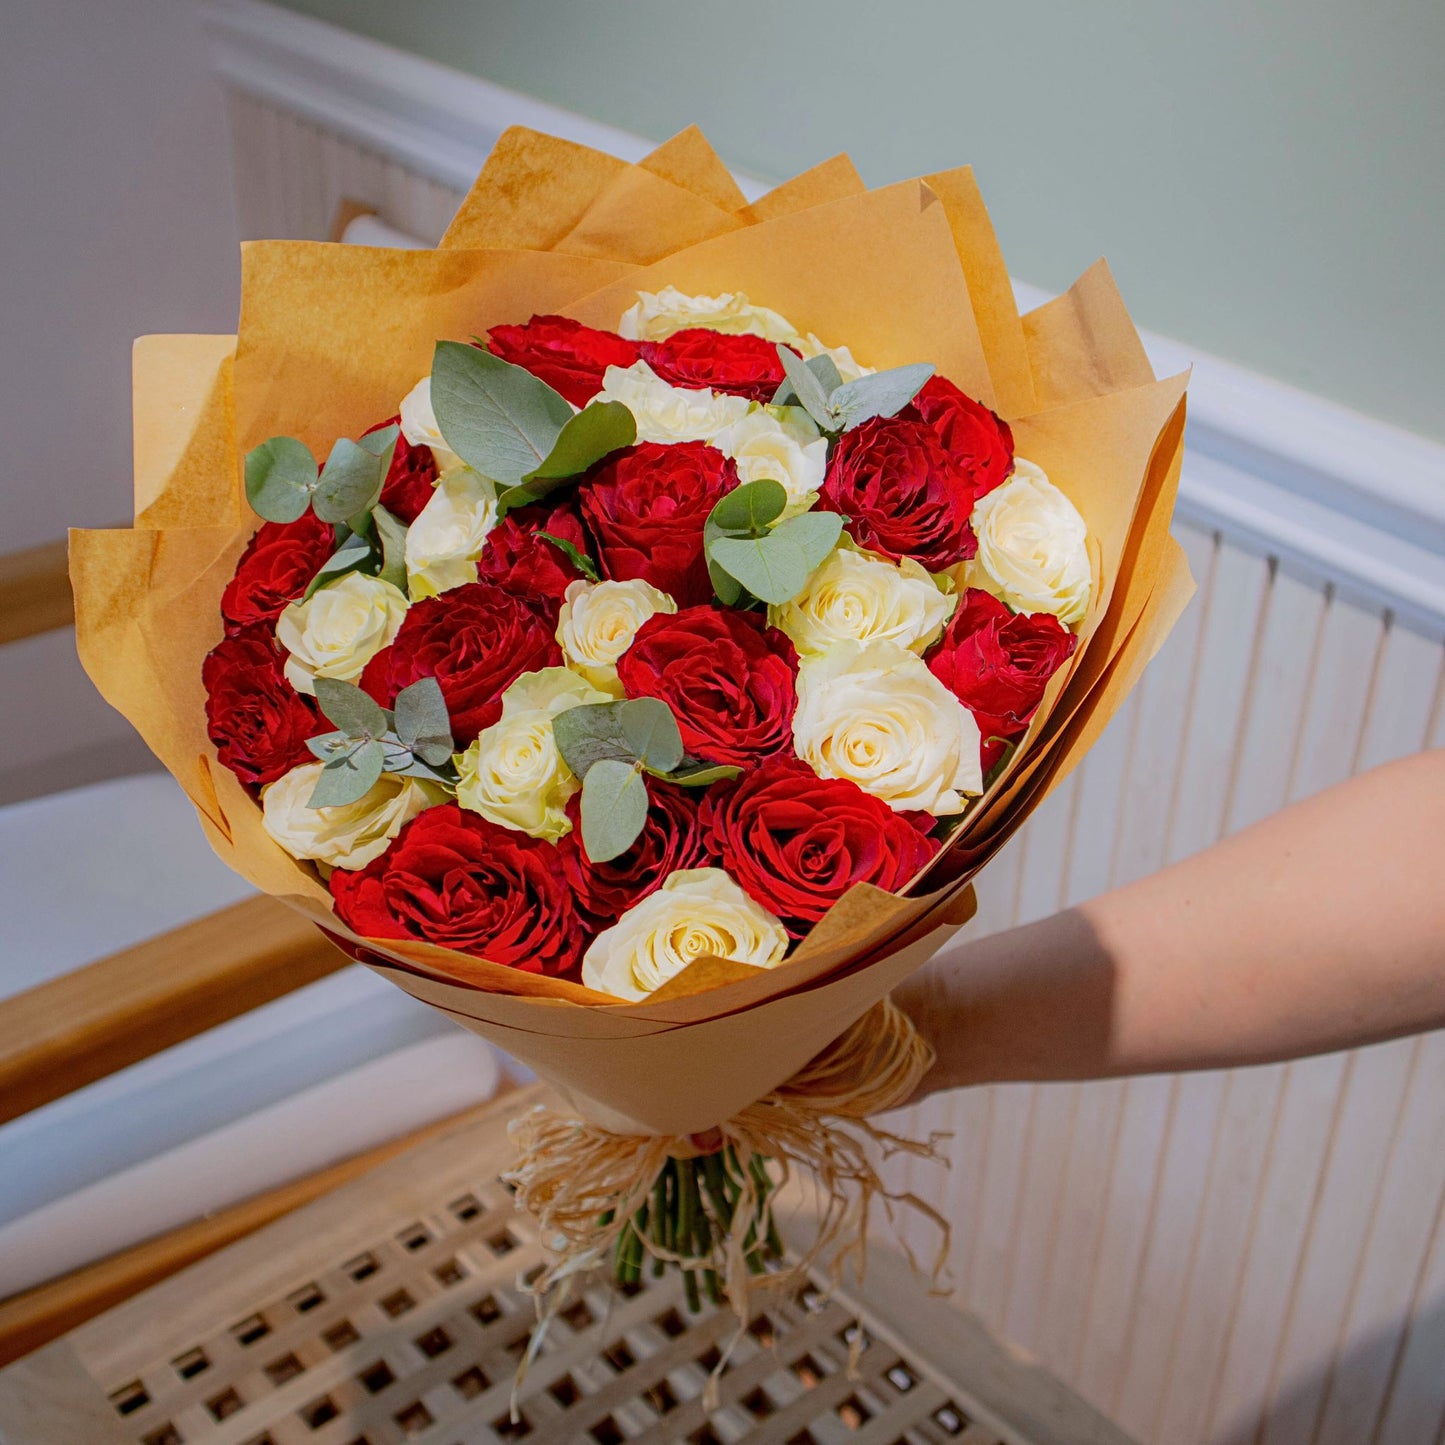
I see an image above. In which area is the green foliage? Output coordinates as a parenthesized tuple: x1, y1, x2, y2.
(771, 343, 934, 433)
(579, 757, 649, 863)
(244, 436, 318, 523)
(497, 401, 637, 511)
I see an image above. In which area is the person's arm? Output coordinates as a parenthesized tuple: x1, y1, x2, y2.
(896, 749, 1445, 1100)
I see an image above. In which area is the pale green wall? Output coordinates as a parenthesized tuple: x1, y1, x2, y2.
(277, 0, 1445, 442)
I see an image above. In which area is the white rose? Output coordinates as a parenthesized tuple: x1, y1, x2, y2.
(595, 361, 750, 445)
(454, 667, 610, 840)
(770, 546, 956, 657)
(556, 578, 676, 695)
(618, 286, 798, 343)
(405, 466, 499, 600)
(966, 460, 1091, 626)
(793, 332, 874, 383)
(712, 408, 827, 519)
(277, 572, 409, 694)
(792, 640, 982, 815)
(582, 868, 789, 1001)
(398, 376, 463, 472)
(262, 764, 444, 870)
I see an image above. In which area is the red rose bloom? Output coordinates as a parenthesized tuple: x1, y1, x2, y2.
(639, 329, 790, 403)
(203, 625, 319, 789)
(364, 416, 439, 524)
(580, 441, 737, 607)
(820, 415, 982, 569)
(330, 804, 582, 975)
(360, 582, 561, 744)
(475, 502, 588, 622)
(927, 588, 1076, 764)
(904, 376, 1013, 502)
(558, 779, 712, 928)
(220, 512, 334, 635)
(616, 606, 799, 767)
(701, 758, 938, 938)
(487, 314, 639, 408)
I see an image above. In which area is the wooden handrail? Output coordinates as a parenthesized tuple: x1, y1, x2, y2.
(0, 896, 347, 1125)
(0, 539, 72, 646)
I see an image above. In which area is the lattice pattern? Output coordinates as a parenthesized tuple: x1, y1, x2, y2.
(98, 1170, 1006, 1445)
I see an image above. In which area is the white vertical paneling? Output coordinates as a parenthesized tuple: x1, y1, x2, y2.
(214, 79, 1445, 1445)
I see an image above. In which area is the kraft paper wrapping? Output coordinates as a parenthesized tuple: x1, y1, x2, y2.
(72, 131, 1192, 1136)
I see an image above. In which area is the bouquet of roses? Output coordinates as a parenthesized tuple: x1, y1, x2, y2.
(73, 125, 1192, 1330)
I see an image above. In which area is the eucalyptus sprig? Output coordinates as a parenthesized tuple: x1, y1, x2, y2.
(300, 502, 409, 602)
(304, 676, 456, 809)
(552, 698, 739, 862)
(245, 425, 400, 527)
(773, 346, 934, 434)
(428, 341, 635, 512)
(703, 478, 843, 607)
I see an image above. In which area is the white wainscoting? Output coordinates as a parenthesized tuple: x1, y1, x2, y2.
(205, 7, 1445, 1442)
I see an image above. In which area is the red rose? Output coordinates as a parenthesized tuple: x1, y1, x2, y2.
(487, 314, 639, 408)
(904, 377, 1013, 502)
(927, 587, 1076, 762)
(220, 512, 334, 635)
(579, 441, 737, 607)
(475, 502, 588, 622)
(558, 779, 712, 928)
(639, 329, 789, 403)
(330, 804, 582, 975)
(616, 606, 798, 767)
(360, 582, 561, 744)
(820, 415, 981, 569)
(203, 625, 319, 789)
(700, 757, 938, 938)
(364, 416, 439, 524)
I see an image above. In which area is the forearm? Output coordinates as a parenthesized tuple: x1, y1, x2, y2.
(898, 750, 1445, 1095)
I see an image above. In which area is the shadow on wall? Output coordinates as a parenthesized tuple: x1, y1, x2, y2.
(1211, 1294, 1445, 1445)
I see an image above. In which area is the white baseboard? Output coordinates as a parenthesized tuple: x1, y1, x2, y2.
(205, 0, 1445, 632)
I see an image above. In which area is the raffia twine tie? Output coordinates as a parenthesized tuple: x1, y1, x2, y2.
(503, 997, 952, 1408)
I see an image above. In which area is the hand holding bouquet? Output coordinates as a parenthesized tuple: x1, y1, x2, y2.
(73, 125, 1192, 1344)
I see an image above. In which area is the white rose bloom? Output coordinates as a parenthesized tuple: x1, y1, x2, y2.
(262, 764, 444, 870)
(454, 667, 610, 841)
(792, 640, 982, 815)
(712, 408, 827, 519)
(618, 286, 798, 343)
(277, 572, 409, 694)
(556, 578, 676, 695)
(770, 546, 956, 658)
(595, 361, 750, 445)
(398, 376, 463, 472)
(582, 868, 789, 1001)
(966, 460, 1091, 626)
(793, 332, 874, 383)
(404, 466, 499, 600)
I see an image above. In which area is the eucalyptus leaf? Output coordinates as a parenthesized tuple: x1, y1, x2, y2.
(707, 478, 788, 536)
(770, 508, 845, 571)
(393, 676, 453, 765)
(775, 345, 835, 430)
(358, 423, 399, 459)
(524, 400, 635, 482)
(703, 516, 745, 605)
(660, 761, 743, 787)
(371, 503, 409, 593)
(707, 533, 812, 605)
(620, 697, 683, 774)
(552, 700, 634, 779)
(579, 758, 649, 863)
(536, 529, 601, 582)
(313, 677, 389, 740)
(305, 729, 351, 762)
(381, 751, 459, 785)
(829, 363, 934, 431)
(302, 529, 373, 602)
(313, 437, 388, 524)
(244, 436, 317, 523)
(306, 737, 385, 808)
(430, 340, 573, 486)
(772, 352, 848, 409)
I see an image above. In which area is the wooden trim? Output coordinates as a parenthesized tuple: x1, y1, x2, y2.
(0, 896, 346, 1126)
(0, 538, 72, 646)
(0, 1095, 509, 1367)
